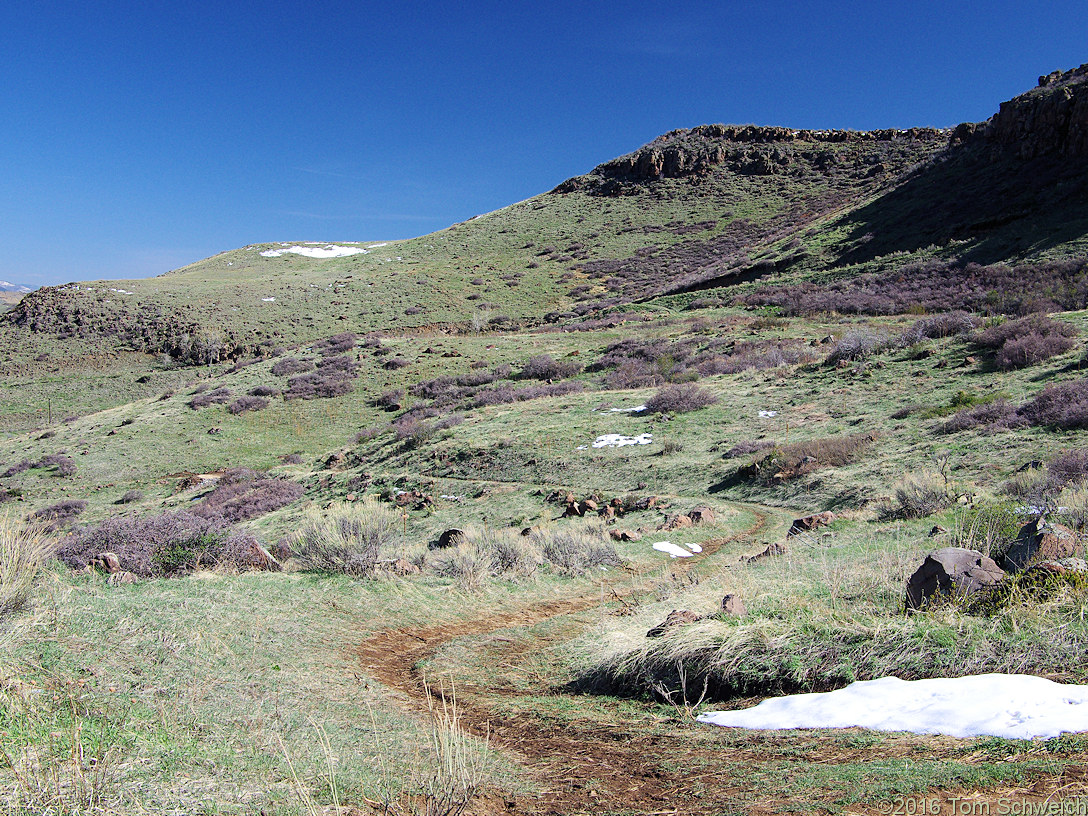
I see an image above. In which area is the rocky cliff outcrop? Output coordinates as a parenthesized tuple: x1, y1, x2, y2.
(983, 63, 1088, 158)
(553, 124, 946, 195)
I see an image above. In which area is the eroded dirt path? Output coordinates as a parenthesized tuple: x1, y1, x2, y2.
(355, 503, 779, 815)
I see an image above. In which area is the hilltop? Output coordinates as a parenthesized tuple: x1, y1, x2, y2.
(7, 64, 1088, 367)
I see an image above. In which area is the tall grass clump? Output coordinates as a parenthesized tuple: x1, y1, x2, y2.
(291, 500, 406, 577)
(530, 523, 622, 576)
(880, 471, 955, 520)
(0, 515, 51, 617)
(430, 526, 543, 590)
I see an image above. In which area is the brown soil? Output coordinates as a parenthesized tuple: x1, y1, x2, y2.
(354, 507, 1088, 815)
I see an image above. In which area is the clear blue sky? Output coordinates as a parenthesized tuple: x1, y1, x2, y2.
(2, 0, 1084, 287)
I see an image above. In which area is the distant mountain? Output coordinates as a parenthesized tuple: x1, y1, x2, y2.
(0, 281, 32, 294)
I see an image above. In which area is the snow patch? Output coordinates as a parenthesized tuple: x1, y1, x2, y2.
(108, 288, 133, 295)
(262, 297, 275, 302)
(596, 405, 647, 413)
(758, 410, 778, 418)
(592, 433, 653, 448)
(697, 674, 1088, 739)
(260, 245, 367, 259)
(652, 541, 703, 558)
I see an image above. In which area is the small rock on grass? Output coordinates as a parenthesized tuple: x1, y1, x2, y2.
(647, 609, 701, 637)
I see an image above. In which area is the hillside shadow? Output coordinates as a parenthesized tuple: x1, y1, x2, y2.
(829, 146, 1088, 266)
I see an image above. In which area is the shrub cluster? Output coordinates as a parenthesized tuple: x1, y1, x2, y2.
(190, 468, 303, 524)
(899, 311, 979, 344)
(3, 455, 76, 478)
(28, 499, 87, 532)
(189, 387, 233, 409)
(972, 315, 1077, 370)
(519, 354, 583, 380)
(741, 258, 1088, 317)
(824, 330, 893, 364)
(57, 511, 272, 577)
(879, 472, 954, 520)
(1018, 380, 1088, 430)
(228, 395, 269, 414)
(271, 358, 314, 377)
(285, 355, 359, 400)
(471, 381, 584, 408)
(313, 332, 357, 355)
(289, 500, 403, 577)
(645, 383, 717, 414)
(743, 433, 876, 483)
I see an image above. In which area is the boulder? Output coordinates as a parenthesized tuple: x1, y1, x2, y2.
(609, 529, 642, 542)
(720, 594, 747, 616)
(646, 609, 701, 638)
(580, 499, 599, 514)
(1002, 519, 1081, 573)
(688, 507, 715, 525)
(662, 514, 693, 531)
(787, 511, 835, 537)
(562, 502, 584, 518)
(905, 547, 1005, 611)
(432, 529, 465, 550)
(107, 571, 139, 586)
(598, 505, 616, 521)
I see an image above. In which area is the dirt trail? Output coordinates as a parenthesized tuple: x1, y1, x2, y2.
(355, 505, 777, 815)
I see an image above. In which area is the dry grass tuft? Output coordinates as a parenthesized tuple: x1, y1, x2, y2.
(0, 515, 52, 618)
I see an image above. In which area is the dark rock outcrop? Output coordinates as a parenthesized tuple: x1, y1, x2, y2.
(905, 547, 1005, 611)
(985, 63, 1088, 158)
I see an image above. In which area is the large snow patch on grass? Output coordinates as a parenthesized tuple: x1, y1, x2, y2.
(697, 674, 1088, 739)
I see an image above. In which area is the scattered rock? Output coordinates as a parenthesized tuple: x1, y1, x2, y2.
(107, 571, 139, 586)
(609, 529, 642, 542)
(905, 547, 1005, 611)
(928, 525, 948, 537)
(433, 529, 465, 550)
(91, 552, 122, 574)
(324, 451, 346, 470)
(787, 511, 835, 537)
(720, 594, 746, 616)
(207, 427, 221, 435)
(390, 558, 421, 576)
(598, 505, 616, 521)
(647, 609, 702, 637)
(746, 542, 787, 563)
(1002, 519, 1081, 573)
(580, 499, 599, 514)
(1029, 557, 1088, 576)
